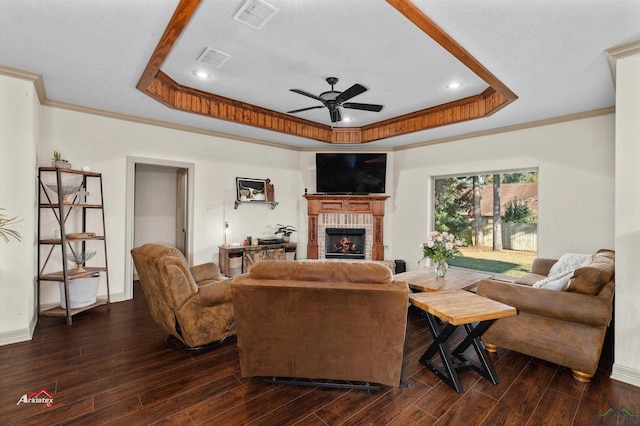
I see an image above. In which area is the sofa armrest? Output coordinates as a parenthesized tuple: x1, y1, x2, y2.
(531, 258, 557, 276)
(477, 279, 612, 327)
(190, 262, 223, 284)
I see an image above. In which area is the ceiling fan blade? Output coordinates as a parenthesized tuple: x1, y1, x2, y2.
(290, 89, 324, 102)
(329, 107, 342, 123)
(287, 105, 325, 114)
(335, 84, 367, 103)
(342, 102, 384, 112)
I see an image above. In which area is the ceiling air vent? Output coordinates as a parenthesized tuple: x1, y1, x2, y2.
(233, 0, 279, 30)
(197, 47, 231, 68)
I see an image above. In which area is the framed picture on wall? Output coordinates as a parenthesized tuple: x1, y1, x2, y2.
(236, 177, 267, 202)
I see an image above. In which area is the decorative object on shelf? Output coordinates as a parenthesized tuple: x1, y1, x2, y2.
(275, 224, 296, 242)
(236, 177, 267, 201)
(0, 208, 21, 243)
(51, 150, 71, 169)
(45, 182, 83, 203)
(59, 272, 100, 309)
(66, 232, 96, 240)
(234, 177, 279, 209)
(420, 231, 464, 277)
(75, 187, 90, 203)
(66, 250, 96, 273)
(265, 179, 275, 202)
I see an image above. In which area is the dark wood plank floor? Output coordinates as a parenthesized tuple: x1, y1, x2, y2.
(1, 283, 638, 425)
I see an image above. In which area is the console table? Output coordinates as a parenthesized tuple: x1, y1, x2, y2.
(219, 243, 297, 277)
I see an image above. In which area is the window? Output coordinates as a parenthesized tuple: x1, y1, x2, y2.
(433, 170, 538, 277)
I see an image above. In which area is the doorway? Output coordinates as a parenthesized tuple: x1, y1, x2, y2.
(125, 157, 195, 299)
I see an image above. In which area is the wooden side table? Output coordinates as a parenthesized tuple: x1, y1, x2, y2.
(394, 266, 493, 292)
(409, 290, 516, 393)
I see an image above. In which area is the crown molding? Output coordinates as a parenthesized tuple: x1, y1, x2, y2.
(605, 40, 640, 87)
(0, 65, 47, 103)
(393, 106, 615, 151)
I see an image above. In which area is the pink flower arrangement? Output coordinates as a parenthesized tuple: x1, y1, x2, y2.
(420, 231, 464, 262)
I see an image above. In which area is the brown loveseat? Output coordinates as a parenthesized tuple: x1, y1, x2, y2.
(131, 243, 236, 348)
(231, 260, 409, 387)
(477, 249, 615, 382)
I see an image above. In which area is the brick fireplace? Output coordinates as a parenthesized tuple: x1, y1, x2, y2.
(303, 194, 389, 260)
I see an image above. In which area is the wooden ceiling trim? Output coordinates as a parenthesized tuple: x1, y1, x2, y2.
(331, 128, 363, 144)
(136, 0, 201, 92)
(385, 0, 517, 102)
(149, 71, 334, 142)
(136, 0, 516, 144)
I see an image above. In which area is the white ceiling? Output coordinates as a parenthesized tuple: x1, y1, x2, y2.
(1, 0, 639, 150)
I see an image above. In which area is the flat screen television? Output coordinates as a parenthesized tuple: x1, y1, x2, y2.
(316, 153, 387, 194)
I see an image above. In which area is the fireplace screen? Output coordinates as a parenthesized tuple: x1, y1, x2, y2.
(325, 228, 365, 259)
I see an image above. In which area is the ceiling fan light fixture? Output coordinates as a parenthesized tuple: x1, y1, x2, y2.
(319, 91, 340, 101)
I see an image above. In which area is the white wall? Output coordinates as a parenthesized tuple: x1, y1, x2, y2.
(392, 114, 616, 269)
(134, 163, 179, 248)
(0, 75, 38, 343)
(35, 106, 302, 306)
(612, 52, 640, 386)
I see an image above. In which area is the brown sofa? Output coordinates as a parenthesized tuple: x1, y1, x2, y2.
(131, 243, 236, 348)
(231, 260, 409, 387)
(477, 250, 615, 382)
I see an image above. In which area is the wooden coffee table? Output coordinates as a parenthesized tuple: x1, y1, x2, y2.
(394, 266, 493, 292)
(409, 289, 517, 393)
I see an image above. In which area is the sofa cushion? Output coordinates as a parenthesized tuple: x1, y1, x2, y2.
(566, 253, 615, 295)
(533, 270, 573, 291)
(248, 260, 392, 284)
(548, 253, 590, 277)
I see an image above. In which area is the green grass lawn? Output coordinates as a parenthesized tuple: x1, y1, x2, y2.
(447, 246, 537, 277)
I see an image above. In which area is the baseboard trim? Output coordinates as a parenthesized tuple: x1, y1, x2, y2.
(2, 292, 131, 347)
(611, 363, 640, 387)
(0, 325, 34, 346)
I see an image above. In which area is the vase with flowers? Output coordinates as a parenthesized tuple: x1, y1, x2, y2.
(420, 231, 464, 277)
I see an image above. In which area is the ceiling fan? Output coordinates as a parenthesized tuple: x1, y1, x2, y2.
(287, 77, 383, 123)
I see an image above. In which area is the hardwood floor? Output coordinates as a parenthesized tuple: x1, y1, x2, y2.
(1, 283, 638, 425)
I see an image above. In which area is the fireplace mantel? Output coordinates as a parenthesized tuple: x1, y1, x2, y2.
(303, 194, 389, 260)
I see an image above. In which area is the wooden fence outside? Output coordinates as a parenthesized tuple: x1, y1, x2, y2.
(461, 219, 537, 251)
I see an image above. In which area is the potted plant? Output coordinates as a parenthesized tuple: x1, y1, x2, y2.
(51, 150, 71, 169)
(0, 208, 21, 243)
(275, 224, 296, 242)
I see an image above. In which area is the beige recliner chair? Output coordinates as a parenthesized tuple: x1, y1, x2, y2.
(131, 243, 236, 349)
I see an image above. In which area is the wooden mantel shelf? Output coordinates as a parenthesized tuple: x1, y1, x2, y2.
(303, 194, 390, 260)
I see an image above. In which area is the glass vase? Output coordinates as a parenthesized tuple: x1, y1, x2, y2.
(435, 260, 448, 277)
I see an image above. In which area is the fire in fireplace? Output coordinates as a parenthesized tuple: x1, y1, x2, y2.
(325, 228, 365, 259)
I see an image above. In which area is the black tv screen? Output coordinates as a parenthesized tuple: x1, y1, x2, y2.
(316, 153, 387, 194)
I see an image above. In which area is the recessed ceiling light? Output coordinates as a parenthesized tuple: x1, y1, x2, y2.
(343, 117, 352, 122)
(193, 70, 211, 79)
(447, 81, 463, 89)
